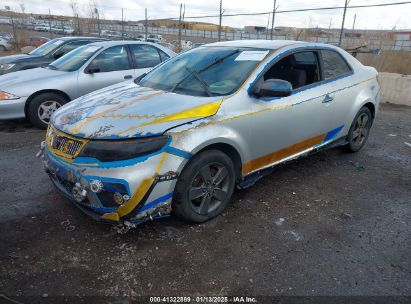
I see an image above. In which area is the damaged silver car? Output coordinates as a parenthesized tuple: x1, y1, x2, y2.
(38, 40, 381, 229)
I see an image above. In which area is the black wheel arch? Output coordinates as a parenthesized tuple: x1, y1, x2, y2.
(195, 143, 243, 182)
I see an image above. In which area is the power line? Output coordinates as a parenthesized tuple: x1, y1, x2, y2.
(170, 1, 411, 20)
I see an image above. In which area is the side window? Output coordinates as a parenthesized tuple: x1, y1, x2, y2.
(57, 40, 92, 55)
(88, 46, 130, 73)
(263, 51, 320, 89)
(129, 45, 161, 69)
(158, 49, 170, 62)
(321, 50, 352, 80)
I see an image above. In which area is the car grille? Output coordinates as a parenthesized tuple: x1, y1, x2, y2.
(46, 126, 87, 160)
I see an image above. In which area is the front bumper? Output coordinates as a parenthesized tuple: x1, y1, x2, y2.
(40, 142, 187, 225)
(0, 97, 27, 120)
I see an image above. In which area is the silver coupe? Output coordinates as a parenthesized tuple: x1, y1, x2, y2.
(39, 40, 380, 228)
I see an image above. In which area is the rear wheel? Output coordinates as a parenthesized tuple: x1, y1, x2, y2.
(27, 93, 68, 129)
(0, 45, 6, 51)
(344, 107, 372, 152)
(173, 150, 236, 223)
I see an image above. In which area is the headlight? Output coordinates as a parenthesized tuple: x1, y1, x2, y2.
(0, 91, 20, 100)
(78, 135, 170, 162)
(0, 63, 15, 70)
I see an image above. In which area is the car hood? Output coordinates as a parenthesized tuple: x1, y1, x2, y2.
(0, 67, 69, 90)
(0, 53, 40, 64)
(51, 82, 223, 139)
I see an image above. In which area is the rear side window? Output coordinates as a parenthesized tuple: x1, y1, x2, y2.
(129, 45, 162, 69)
(321, 50, 352, 80)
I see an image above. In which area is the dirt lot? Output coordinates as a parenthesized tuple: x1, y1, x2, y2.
(0, 104, 410, 302)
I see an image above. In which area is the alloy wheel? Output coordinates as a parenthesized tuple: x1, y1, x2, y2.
(189, 162, 230, 215)
(351, 112, 370, 147)
(38, 100, 61, 124)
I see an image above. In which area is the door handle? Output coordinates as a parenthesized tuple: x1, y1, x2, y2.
(322, 94, 334, 103)
(124, 75, 133, 79)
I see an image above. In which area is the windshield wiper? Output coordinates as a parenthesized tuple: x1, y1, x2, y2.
(184, 66, 211, 96)
(198, 48, 240, 73)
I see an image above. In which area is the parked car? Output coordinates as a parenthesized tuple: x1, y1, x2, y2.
(134, 34, 146, 41)
(0, 37, 12, 51)
(100, 30, 122, 39)
(0, 41, 175, 128)
(147, 34, 162, 43)
(0, 37, 106, 75)
(37, 40, 381, 228)
(26, 36, 49, 48)
(34, 24, 49, 32)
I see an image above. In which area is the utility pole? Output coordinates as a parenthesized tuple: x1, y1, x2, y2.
(95, 8, 100, 37)
(218, 0, 222, 41)
(338, 0, 349, 47)
(145, 8, 148, 41)
(121, 8, 124, 38)
(48, 8, 53, 39)
(270, 0, 277, 40)
(178, 4, 182, 51)
(77, 14, 81, 35)
(352, 13, 357, 31)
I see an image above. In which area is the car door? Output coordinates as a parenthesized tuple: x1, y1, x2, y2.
(242, 50, 336, 173)
(320, 49, 355, 131)
(76, 45, 135, 97)
(128, 44, 170, 77)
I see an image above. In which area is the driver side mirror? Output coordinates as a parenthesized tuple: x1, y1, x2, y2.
(85, 67, 100, 74)
(53, 51, 64, 59)
(254, 79, 293, 98)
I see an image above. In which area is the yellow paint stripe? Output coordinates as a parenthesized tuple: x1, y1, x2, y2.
(242, 133, 326, 175)
(117, 101, 222, 136)
(101, 212, 120, 221)
(107, 152, 167, 219)
(117, 177, 156, 217)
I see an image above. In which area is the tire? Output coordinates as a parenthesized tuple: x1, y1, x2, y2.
(27, 93, 68, 129)
(0, 45, 6, 51)
(172, 150, 236, 223)
(343, 107, 373, 153)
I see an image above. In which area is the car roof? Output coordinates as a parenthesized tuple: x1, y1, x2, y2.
(58, 36, 107, 41)
(87, 40, 165, 47)
(203, 40, 304, 49)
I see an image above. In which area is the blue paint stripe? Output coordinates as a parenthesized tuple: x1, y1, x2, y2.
(140, 192, 173, 212)
(165, 146, 192, 159)
(323, 125, 344, 143)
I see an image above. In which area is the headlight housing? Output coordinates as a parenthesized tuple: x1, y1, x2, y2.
(0, 63, 15, 70)
(0, 91, 20, 100)
(78, 135, 170, 162)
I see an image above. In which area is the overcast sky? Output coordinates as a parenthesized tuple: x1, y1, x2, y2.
(5, 0, 411, 30)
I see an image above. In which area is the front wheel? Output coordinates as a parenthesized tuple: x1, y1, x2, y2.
(172, 150, 236, 223)
(27, 93, 68, 129)
(344, 107, 373, 153)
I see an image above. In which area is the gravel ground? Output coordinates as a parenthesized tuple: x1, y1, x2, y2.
(0, 104, 410, 302)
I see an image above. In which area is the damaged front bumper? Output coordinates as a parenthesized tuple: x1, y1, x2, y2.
(37, 140, 184, 227)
